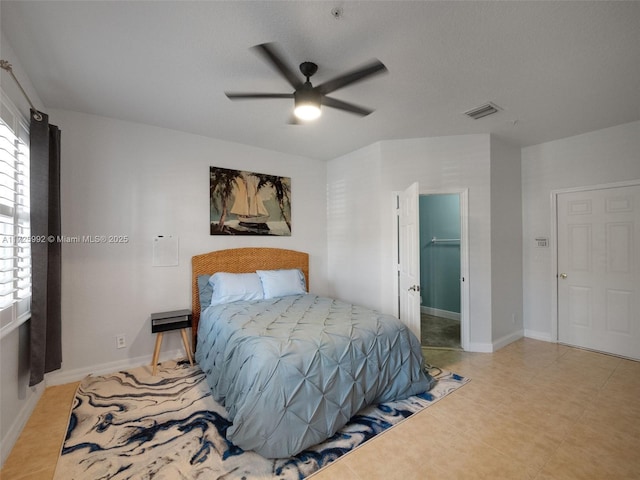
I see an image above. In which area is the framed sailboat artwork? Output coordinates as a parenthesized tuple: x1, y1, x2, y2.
(210, 166, 292, 236)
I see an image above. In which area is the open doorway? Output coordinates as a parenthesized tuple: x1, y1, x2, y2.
(419, 194, 461, 349)
(395, 187, 469, 351)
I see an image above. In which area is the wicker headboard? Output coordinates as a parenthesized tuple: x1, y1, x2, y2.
(191, 247, 309, 350)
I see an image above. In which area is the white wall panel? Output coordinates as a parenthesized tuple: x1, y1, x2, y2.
(326, 143, 384, 308)
(489, 138, 524, 343)
(48, 109, 328, 379)
(522, 120, 640, 340)
(327, 134, 498, 348)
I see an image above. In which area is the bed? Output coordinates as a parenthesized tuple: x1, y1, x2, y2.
(192, 247, 433, 458)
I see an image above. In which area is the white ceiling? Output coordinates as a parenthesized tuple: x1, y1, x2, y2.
(2, 1, 639, 160)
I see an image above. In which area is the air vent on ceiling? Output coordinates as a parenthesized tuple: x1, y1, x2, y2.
(464, 102, 501, 120)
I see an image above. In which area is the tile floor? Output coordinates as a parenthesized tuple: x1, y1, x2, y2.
(421, 313, 461, 349)
(2, 338, 639, 479)
(1, 381, 79, 480)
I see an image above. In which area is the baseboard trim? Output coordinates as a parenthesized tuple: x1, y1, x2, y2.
(0, 382, 45, 466)
(492, 330, 524, 351)
(524, 329, 555, 343)
(465, 330, 524, 353)
(420, 306, 460, 321)
(465, 342, 493, 353)
(44, 349, 185, 386)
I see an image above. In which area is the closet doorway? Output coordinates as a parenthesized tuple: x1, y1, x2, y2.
(419, 193, 463, 349)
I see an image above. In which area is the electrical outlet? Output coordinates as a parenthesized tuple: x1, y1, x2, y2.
(116, 334, 126, 349)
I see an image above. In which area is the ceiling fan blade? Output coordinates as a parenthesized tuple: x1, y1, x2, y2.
(225, 93, 294, 100)
(252, 43, 304, 90)
(316, 60, 388, 95)
(322, 96, 374, 116)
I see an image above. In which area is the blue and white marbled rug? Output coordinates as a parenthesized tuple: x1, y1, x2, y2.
(54, 359, 468, 479)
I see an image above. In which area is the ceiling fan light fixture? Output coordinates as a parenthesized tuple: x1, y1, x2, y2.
(294, 103, 321, 121)
(294, 89, 322, 121)
(225, 43, 387, 122)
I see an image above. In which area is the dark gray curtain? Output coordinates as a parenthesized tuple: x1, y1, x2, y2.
(29, 109, 62, 386)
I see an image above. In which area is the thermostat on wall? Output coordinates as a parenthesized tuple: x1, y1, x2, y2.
(535, 237, 548, 248)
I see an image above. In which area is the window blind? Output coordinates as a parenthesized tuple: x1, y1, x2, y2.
(0, 94, 31, 337)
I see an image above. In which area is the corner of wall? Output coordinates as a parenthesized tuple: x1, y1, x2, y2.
(0, 382, 44, 466)
(489, 136, 524, 342)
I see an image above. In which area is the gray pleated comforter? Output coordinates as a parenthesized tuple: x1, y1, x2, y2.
(195, 294, 432, 458)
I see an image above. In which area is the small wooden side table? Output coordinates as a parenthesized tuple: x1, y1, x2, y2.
(151, 309, 194, 375)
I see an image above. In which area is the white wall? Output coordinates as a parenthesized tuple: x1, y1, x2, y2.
(490, 137, 523, 346)
(381, 136, 495, 349)
(328, 134, 499, 349)
(326, 143, 384, 306)
(46, 109, 328, 384)
(522, 120, 640, 340)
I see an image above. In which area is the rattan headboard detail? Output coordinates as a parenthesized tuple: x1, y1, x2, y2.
(191, 247, 309, 351)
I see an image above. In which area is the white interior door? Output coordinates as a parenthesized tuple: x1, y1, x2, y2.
(398, 182, 421, 340)
(557, 184, 640, 360)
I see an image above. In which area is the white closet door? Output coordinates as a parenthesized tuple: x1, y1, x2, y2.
(557, 184, 640, 359)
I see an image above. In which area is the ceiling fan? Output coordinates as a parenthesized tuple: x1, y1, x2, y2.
(225, 43, 388, 122)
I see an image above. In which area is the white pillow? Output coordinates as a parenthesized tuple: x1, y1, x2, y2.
(208, 272, 264, 306)
(256, 269, 306, 299)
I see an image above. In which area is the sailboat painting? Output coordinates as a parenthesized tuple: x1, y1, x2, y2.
(210, 166, 291, 236)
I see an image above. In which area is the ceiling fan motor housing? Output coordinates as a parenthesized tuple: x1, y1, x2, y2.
(294, 84, 321, 105)
(299, 61, 318, 80)
(294, 85, 322, 120)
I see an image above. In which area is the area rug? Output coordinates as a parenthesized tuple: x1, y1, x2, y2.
(54, 359, 468, 480)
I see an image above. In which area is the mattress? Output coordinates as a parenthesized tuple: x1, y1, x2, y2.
(195, 293, 433, 458)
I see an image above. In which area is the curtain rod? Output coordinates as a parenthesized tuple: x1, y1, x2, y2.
(0, 59, 43, 121)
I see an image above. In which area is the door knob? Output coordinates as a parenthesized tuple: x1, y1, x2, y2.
(408, 285, 421, 292)
(560, 273, 568, 279)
